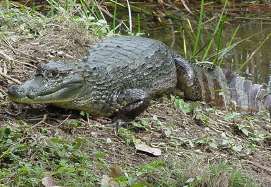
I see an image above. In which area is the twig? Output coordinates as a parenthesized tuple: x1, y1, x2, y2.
(0, 50, 37, 68)
(180, 0, 193, 14)
(32, 114, 48, 129)
(0, 50, 13, 61)
(168, 19, 176, 48)
(12, 59, 37, 68)
(57, 114, 71, 127)
(93, 0, 107, 22)
(126, 0, 132, 33)
(240, 32, 271, 70)
(0, 72, 21, 84)
(2, 39, 46, 62)
(0, 88, 6, 96)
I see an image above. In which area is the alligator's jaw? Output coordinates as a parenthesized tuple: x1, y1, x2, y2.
(8, 80, 83, 104)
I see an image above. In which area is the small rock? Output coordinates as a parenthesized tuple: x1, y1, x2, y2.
(91, 131, 98, 138)
(106, 138, 112, 144)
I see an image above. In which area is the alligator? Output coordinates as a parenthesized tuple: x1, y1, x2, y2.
(180, 62, 271, 113)
(7, 36, 271, 118)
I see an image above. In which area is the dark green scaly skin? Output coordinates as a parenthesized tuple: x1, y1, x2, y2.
(76, 36, 178, 117)
(7, 36, 271, 117)
(174, 57, 202, 101)
(8, 36, 180, 117)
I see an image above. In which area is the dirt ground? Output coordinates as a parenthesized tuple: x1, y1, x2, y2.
(0, 8, 271, 186)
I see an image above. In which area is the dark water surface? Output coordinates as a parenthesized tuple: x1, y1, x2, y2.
(114, 4, 271, 85)
(144, 17, 271, 85)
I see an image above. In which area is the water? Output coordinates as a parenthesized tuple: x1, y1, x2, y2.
(114, 4, 271, 85)
(143, 18, 271, 85)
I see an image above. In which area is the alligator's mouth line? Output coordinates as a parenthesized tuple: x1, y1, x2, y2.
(33, 81, 83, 98)
(10, 81, 83, 104)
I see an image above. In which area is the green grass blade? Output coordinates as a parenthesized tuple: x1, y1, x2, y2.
(112, 0, 117, 32)
(202, 0, 228, 62)
(183, 29, 187, 58)
(239, 32, 271, 70)
(192, 0, 205, 58)
(217, 25, 239, 66)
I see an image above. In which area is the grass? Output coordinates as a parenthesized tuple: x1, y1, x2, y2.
(0, 1, 271, 186)
(182, 0, 241, 65)
(0, 124, 98, 186)
(180, 0, 271, 70)
(0, 112, 264, 186)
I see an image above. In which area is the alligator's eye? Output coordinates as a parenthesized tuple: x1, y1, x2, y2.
(35, 70, 43, 77)
(35, 64, 44, 76)
(51, 70, 59, 77)
(46, 69, 59, 78)
(59, 71, 68, 76)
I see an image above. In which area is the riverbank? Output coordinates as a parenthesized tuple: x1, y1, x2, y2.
(0, 3, 271, 187)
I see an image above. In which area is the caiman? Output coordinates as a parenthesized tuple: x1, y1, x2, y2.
(7, 36, 271, 117)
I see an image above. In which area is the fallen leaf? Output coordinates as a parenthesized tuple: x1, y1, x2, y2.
(232, 144, 243, 152)
(41, 176, 62, 187)
(134, 139, 161, 156)
(106, 138, 112, 144)
(91, 131, 98, 138)
(163, 128, 172, 138)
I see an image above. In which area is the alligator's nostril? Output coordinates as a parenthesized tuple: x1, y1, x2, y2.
(7, 85, 19, 96)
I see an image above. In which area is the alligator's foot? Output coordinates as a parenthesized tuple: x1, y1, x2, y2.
(116, 88, 150, 119)
(113, 119, 131, 135)
(112, 89, 150, 134)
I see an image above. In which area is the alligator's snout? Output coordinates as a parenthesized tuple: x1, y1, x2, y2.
(8, 83, 37, 99)
(8, 85, 20, 97)
(8, 61, 85, 105)
(8, 84, 34, 103)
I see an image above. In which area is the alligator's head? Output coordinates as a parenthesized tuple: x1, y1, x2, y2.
(8, 61, 84, 105)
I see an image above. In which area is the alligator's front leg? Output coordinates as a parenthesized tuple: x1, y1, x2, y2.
(111, 89, 150, 132)
(115, 89, 150, 119)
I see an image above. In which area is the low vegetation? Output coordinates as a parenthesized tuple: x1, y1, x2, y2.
(0, 1, 270, 186)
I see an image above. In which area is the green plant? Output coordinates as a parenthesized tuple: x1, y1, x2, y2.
(182, 0, 244, 65)
(115, 160, 165, 186)
(46, 0, 110, 37)
(173, 96, 193, 114)
(0, 124, 98, 186)
(118, 127, 136, 145)
(196, 136, 218, 149)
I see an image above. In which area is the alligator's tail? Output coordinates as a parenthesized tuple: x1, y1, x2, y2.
(201, 66, 271, 112)
(223, 69, 271, 112)
(174, 57, 271, 113)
